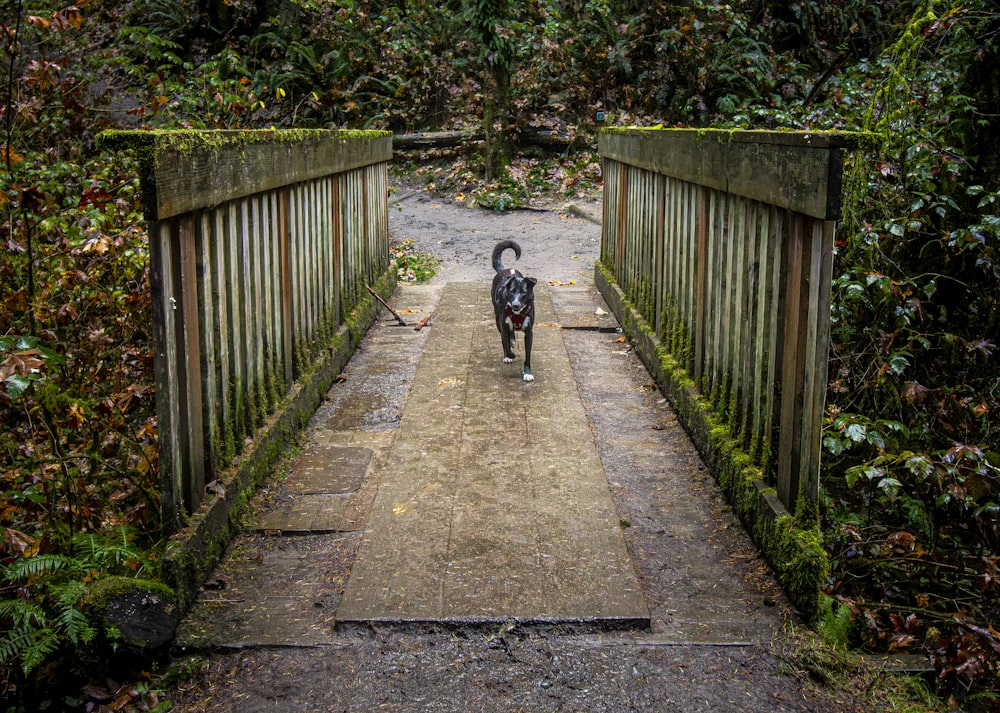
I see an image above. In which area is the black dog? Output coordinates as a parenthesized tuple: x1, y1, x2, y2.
(491, 240, 537, 382)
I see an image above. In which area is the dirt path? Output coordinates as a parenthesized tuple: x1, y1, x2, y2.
(164, 185, 856, 712)
(388, 185, 603, 285)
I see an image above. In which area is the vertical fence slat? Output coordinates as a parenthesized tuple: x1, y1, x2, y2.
(196, 212, 219, 479)
(176, 216, 205, 511)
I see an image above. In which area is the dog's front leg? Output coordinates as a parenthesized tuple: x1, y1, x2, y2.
(522, 326, 534, 382)
(501, 323, 517, 364)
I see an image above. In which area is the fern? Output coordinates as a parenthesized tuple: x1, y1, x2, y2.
(0, 528, 149, 676)
(52, 581, 96, 648)
(71, 529, 147, 575)
(17, 628, 59, 676)
(2, 553, 68, 582)
(0, 598, 47, 629)
(817, 594, 855, 650)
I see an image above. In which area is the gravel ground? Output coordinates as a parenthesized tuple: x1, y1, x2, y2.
(162, 183, 862, 713)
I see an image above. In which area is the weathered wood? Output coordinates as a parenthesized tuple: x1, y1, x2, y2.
(600, 128, 857, 220)
(597, 128, 853, 513)
(101, 130, 392, 529)
(99, 129, 392, 221)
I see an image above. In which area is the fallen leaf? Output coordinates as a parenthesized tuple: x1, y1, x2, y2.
(536, 322, 561, 329)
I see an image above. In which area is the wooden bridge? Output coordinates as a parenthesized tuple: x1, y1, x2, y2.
(102, 127, 854, 618)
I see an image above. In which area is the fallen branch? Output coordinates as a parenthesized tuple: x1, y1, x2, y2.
(366, 285, 407, 326)
(392, 129, 577, 151)
(414, 314, 432, 331)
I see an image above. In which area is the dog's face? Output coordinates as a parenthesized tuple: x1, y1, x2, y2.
(504, 273, 537, 316)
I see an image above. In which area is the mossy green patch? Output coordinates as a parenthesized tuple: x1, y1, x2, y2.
(98, 128, 392, 160)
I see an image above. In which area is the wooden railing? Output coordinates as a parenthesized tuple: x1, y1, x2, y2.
(597, 128, 855, 513)
(100, 129, 392, 530)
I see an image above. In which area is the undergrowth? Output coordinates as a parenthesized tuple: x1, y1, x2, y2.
(390, 239, 440, 283)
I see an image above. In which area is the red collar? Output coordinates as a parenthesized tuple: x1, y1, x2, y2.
(505, 305, 527, 330)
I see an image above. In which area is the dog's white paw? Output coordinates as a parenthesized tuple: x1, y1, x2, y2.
(503, 357, 514, 364)
(523, 373, 534, 382)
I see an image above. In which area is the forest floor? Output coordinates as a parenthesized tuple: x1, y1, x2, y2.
(159, 181, 907, 712)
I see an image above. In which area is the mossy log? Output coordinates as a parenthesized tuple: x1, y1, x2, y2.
(393, 129, 574, 150)
(83, 577, 179, 650)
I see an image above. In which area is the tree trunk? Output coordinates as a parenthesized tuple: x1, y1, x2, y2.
(483, 61, 513, 180)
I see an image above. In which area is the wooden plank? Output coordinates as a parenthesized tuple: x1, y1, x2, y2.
(801, 219, 836, 501)
(196, 212, 219, 478)
(777, 213, 809, 507)
(250, 195, 266, 422)
(729, 196, 747, 435)
(149, 221, 180, 526)
(177, 216, 206, 512)
(279, 190, 294, 388)
(750, 204, 770, 450)
(616, 164, 628, 284)
(224, 204, 246, 441)
(289, 186, 303, 373)
(655, 174, 666, 340)
(213, 210, 233, 463)
(330, 179, 342, 329)
(708, 190, 725, 394)
(599, 128, 856, 220)
(681, 181, 696, 368)
(762, 207, 786, 477)
(100, 130, 392, 221)
(694, 187, 709, 386)
(375, 163, 390, 273)
(741, 199, 759, 442)
(719, 194, 736, 406)
(238, 200, 256, 433)
(259, 193, 277, 410)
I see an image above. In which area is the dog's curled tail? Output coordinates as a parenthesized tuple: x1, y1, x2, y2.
(491, 240, 521, 273)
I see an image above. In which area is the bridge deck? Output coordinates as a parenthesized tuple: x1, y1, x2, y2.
(336, 282, 649, 627)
